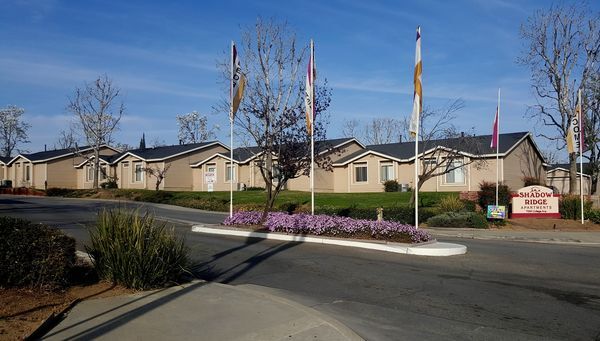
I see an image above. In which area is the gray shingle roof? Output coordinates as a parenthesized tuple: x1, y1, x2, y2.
(216, 138, 358, 163)
(549, 163, 592, 175)
(0, 156, 11, 164)
(123, 141, 221, 161)
(335, 132, 530, 165)
(13, 145, 99, 163)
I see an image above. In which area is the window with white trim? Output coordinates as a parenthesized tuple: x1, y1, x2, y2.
(380, 162, 394, 182)
(100, 166, 107, 181)
(354, 163, 368, 183)
(423, 158, 437, 166)
(86, 165, 94, 182)
(134, 163, 143, 182)
(226, 163, 236, 182)
(25, 165, 31, 182)
(445, 160, 465, 184)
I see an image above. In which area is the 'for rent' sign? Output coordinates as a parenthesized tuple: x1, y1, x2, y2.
(511, 185, 560, 218)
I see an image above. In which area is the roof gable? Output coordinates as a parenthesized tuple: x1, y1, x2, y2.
(113, 141, 226, 163)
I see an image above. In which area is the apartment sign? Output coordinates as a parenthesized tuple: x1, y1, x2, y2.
(511, 185, 560, 218)
(205, 171, 216, 184)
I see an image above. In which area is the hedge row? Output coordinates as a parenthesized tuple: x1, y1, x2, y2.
(0, 216, 76, 288)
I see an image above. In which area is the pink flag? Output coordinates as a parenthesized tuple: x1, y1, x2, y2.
(490, 107, 499, 149)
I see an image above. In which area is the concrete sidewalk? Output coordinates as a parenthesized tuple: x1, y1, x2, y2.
(43, 281, 363, 341)
(425, 227, 600, 246)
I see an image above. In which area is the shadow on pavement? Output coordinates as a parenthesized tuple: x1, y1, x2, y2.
(191, 236, 301, 284)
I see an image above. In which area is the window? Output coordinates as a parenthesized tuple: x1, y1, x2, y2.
(226, 163, 236, 182)
(380, 163, 394, 182)
(86, 165, 94, 182)
(423, 158, 437, 166)
(100, 166, 107, 181)
(134, 163, 143, 182)
(354, 163, 368, 183)
(445, 160, 464, 184)
(25, 165, 30, 182)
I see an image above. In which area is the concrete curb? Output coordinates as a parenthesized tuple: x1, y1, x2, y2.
(191, 225, 467, 256)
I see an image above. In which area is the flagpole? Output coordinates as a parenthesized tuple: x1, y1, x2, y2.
(579, 89, 584, 224)
(496, 88, 500, 207)
(410, 26, 422, 229)
(310, 40, 315, 215)
(414, 119, 419, 228)
(229, 41, 234, 218)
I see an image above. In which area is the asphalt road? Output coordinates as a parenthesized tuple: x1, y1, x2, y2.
(2, 195, 600, 340)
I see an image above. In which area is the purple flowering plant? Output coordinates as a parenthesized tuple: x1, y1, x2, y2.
(223, 211, 431, 244)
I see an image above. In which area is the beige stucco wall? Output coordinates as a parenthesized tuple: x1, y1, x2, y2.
(117, 155, 147, 189)
(546, 169, 591, 194)
(286, 141, 365, 192)
(503, 137, 546, 190)
(163, 146, 227, 191)
(192, 155, 240, 192)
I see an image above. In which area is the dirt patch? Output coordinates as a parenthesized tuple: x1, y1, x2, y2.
(0, 278, 132, 340)
(504, 218, 600, 231)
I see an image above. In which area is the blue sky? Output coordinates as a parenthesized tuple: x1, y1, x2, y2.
(1, 0, 595, 155)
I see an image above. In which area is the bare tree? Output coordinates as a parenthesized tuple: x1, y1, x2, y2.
(584, 71, 600, 193)
(176, 111, 217, 144)
(150, 136, 166, 148)
(54, 126, 78, 150)
(0, 105, 30, 157)
(410, 99, 486, 205)
(342, 119, 360, 138)
(67, 75, 124, 189)
(364, 117, 409, 144)
(144, 163, 172, 191)
(343, 117, 409, 144)
(541, 148, 563, 165)
(113, 142, 133, 152)
(225, 18, 333, 218)
(519, 3, 600, 193)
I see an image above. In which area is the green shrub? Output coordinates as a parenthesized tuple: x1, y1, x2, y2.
(560, 195, 593, 220)
(245, 186, 265, 191)
(0, 217, 76, 288)
(438, 195, 465, 213)
(478, 181, 511, 209)
(135, 190, 174, 203)
(101, 176, 119, 189)
(522, 176, 542, 187)
(175, 197, 229, 211)
(316, 205, 439, 225)
(383, 180, 399, 192)
(586, 209, 600, 224)
(46, 187, 76, 197)
(87, 208, 189, 290)
(427, 212, 488, 229)
(278, 201, 301, 214)
(460, 199, 478, 212)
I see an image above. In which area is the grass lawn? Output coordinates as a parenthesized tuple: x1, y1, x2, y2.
(172, 190, 455, 208)
(51, 188, 457, 210)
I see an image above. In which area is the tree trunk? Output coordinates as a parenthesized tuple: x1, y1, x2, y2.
(569, 152, 578, 194)
(93, 145, 100, 189)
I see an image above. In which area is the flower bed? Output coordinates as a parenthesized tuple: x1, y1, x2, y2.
(223, 211, 431, 244)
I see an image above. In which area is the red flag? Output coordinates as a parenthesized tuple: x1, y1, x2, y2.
(490, 107, 499, 149)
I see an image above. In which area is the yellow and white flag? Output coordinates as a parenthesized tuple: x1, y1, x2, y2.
(231, 42, 245, 121)
(409, 27, 422, 138)
(305, 40, 316, 135)
(566, 91, 585, 154)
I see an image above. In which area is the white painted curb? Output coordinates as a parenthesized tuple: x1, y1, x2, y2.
(191, 226, 467, 257)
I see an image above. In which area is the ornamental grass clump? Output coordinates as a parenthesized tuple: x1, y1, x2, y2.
(87, 208, 189, 290)
(223, 211, 431, 243)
